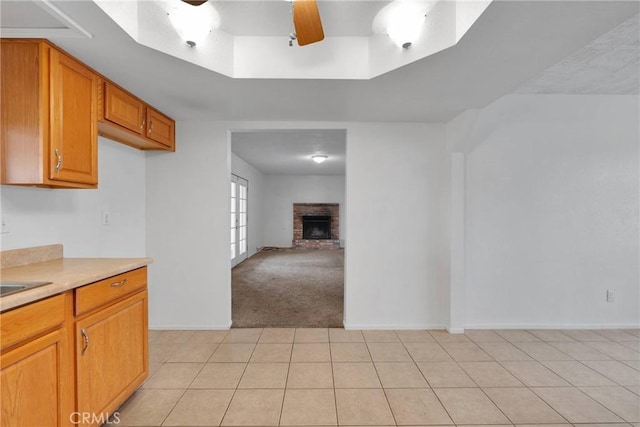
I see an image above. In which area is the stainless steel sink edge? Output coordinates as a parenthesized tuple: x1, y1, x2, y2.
(0, 281, 53, 297)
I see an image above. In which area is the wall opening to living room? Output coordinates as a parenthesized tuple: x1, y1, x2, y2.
(230, 129, 347, 328)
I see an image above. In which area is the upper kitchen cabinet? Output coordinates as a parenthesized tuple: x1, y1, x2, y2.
(1, 39, 98, 188)
(103, 83, 146, 136)
(99, 81, 175, 152)
(146, 107, 174, 149)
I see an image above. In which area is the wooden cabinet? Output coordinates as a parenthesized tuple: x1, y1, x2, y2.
(146, 107, 175, 149)
(1, 330, 70, 427)
(1, 38, 175, 190)
(103, 83, 146, 136)
(0, 267, 148, 427)
(99, 81, 175, 152)
(0, 294, 73, 427)
(75, 293, 147, 425)
(74, 268, 148, 426)
(0, 39, 98, 188)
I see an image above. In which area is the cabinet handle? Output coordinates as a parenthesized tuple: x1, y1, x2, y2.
(148, 120, 153, 134)
(81, 328, 89, 354)
(110, 278, 128, 287)
(54, 149, 62, 172)
(141, 112, 145, 130)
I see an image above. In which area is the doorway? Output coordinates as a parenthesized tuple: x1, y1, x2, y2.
(230, 129, 346, 327)
(231, 174, 248, 267)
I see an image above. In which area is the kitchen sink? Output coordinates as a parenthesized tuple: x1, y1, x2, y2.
(0, 281, 52, 296)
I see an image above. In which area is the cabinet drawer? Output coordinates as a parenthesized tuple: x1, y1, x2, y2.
(75, 267, 147, 317)
(1, 294, 66, 351)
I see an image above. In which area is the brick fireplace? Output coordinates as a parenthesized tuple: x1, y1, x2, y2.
(293, 203, 340, 249)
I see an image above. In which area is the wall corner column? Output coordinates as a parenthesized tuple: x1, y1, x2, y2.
(448, 152, 466, 333)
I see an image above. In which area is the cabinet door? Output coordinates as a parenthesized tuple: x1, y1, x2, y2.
(146, 108, 174, 149)
(1, 329, 71, 427)
(104, 83, 145, 135)
(76, 291, 148, 423)
(49, 49, 98, 185)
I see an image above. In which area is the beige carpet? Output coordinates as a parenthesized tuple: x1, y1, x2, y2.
(232, 248, 344, 328)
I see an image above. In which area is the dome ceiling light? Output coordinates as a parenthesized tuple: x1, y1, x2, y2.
(168, 0, 219, 47)
(386, 2, 427, 48)
(373, 0, 432, 49)
(311, 154, 328, 164)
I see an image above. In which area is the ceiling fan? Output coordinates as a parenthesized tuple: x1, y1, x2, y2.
(181, 0, 324, 46)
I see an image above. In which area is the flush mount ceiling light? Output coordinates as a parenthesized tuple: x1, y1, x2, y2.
(167, 1, 219, 47)
(311, 154, 328, 164)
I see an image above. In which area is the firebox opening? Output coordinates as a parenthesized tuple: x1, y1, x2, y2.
(302, 215, 331, 240)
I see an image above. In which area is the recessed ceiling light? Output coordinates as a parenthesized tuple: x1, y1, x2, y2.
(311, 154, 328, 164)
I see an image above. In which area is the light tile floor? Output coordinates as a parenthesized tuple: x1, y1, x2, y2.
(115, 328, 640, 426)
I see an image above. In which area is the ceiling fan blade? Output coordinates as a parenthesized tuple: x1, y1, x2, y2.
(181, 0, 208, 5)
(293, 0, 324, 46)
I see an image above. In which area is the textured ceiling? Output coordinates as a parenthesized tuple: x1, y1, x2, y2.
(231, 130, 346, 175)
(516, 14, 639, 94)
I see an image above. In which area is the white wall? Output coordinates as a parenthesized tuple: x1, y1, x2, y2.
(146, 121, 451, 329)
(0, 137, 145, 257)
(146, 122, 231, 329)
(5, 98, 634, 332)
(345, 123, 450, 329)
(263, 175, 346, 248)
(231, 153, 265, 257)
(464, 95, 639, 328)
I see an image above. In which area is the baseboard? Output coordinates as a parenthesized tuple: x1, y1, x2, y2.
(149, 322, 232, 330)
(148, 322, 638, 331)
(464, 322, 639, 330)
(343, 323, 447, 330)
(342, 322, 639, 331)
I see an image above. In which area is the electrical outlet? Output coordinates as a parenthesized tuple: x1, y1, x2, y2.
(102, 211, 111, 226)
(1, 216, 8, 234)
(606, 290, 615, 302)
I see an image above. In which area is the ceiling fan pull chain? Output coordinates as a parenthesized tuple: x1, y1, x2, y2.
(288, 0, 296, 47)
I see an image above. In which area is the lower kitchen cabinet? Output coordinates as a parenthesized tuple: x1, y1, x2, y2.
(75, 290, 148, 424)
(0, 266, 149, 427)
(1, 330, 71, 427)
(0, 295, 72, 427)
